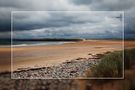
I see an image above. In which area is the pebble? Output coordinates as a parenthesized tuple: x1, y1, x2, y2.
(12, 58, 100, 79)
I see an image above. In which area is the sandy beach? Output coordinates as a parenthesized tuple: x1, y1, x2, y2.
(0, 40, 135, 72)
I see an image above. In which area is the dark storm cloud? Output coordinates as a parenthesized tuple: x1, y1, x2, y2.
(71, 0, 135, 38)
(0, 0, 23, 8)
(125, 17, 135, 34)
(71, 0, 135, 10)
(13, 12, 73, 30)
(12, 11, 122, 39)
(124, 16, 135, 38)
(71, 0, 92, 5)
(0, 0, 135, 38)
(0, 20, 11, 32)
(12, 11, 99, 31)
(0, 0, 88, 33)
(0, 9, 11, 32)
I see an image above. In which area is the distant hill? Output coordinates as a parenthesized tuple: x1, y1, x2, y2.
(13, 38, 85, 42)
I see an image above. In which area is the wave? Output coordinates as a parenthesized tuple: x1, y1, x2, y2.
(12, 41, 75, 47)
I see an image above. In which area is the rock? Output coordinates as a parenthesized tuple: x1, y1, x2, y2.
(88, 53, 92, 55)
(12, 57, 100, 79)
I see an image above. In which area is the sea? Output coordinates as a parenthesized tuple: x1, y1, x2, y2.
(0, 39, 74, 47)
(13, 41, 74, 47)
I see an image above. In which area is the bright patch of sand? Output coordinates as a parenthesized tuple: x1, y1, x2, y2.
(0, 40, 135, 72)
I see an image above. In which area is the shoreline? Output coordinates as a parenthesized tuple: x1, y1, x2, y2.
(0, 39, 134, 48)
(12, 41, 76, 47)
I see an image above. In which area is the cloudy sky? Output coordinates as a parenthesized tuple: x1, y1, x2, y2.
(0, 0, 135, 39)
(12, 11, 123, 39)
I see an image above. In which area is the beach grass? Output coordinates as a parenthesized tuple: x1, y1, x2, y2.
(124, 48, 135, 69)
(86, 51, 123, 77)
(91, 51, 123, 77)
(86, 48, 135, 78)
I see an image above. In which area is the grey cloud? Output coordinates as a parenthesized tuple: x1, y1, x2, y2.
(0, 0, 88, 33)
(0, 0, 135, 39)
(12, 12, 122, 39)
(13, 11, 103, 31)
(71, 0, 92, 5)
(71, 0, 135, 10)
(70, 0, 135, 39)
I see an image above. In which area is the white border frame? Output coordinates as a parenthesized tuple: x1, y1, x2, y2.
(11, 11, 124, 79)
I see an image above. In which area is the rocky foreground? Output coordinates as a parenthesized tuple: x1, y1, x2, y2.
(0, 74, 78, 90)
(12, 55, 101, 79)
(0, 54, 101, 90)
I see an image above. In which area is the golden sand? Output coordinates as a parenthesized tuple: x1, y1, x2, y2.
(0, 40, 135, 72)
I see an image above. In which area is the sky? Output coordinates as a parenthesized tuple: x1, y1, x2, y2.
(12, 11, 123, 39)
(0, 0, 135, 39)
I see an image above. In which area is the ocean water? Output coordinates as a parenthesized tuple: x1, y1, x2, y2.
(12, 41, 74, 47)
(0, 39, 11, 45)
(0, 39, 75, 47)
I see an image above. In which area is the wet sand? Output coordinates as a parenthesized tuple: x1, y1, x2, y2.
(0, 40, 135, 72)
